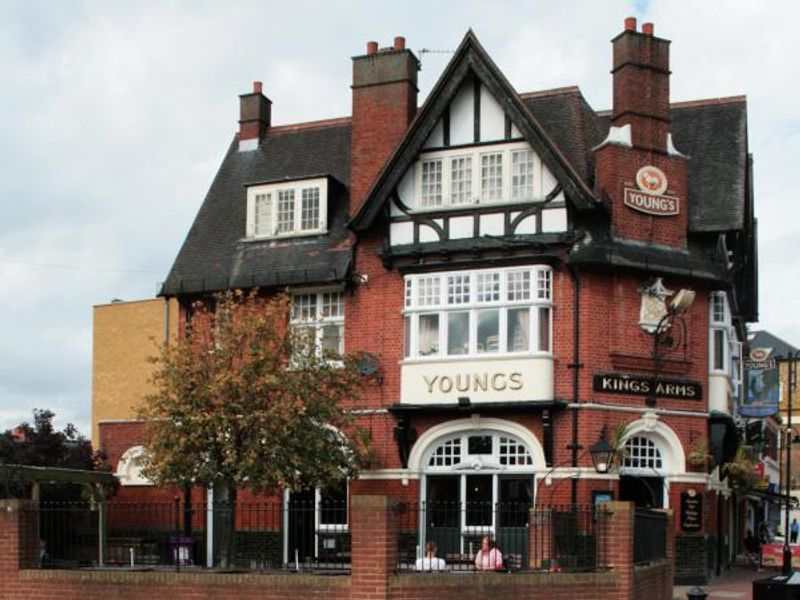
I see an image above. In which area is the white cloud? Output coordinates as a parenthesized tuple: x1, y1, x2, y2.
(0, 0, 796, 434)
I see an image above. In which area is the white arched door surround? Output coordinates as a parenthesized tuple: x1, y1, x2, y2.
(407, 417, 546, 473)
(618, 413, 686, 509)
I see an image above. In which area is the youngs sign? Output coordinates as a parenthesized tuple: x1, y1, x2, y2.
(623, 165, 680, 216)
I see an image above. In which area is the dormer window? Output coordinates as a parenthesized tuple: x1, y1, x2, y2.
(247, 177, 327, 239)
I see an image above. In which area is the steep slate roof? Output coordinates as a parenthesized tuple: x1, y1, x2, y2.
(749, 330, 798, 359)
(523, 91, 749, 233)
(161, 39, 750, 296)
(161, 121, 352, 296)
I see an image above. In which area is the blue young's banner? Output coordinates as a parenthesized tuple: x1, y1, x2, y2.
(740, 347, 780, 417)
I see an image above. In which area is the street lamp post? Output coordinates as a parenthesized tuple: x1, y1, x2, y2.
(783, 351, 797, 576)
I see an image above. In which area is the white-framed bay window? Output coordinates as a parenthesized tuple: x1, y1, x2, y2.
(403, 266, 552, 360)
(709, 291, 733, 374)
(246, 177, 328, 239)
(415, 141, 543, 210)
(291, 289, 344, 357)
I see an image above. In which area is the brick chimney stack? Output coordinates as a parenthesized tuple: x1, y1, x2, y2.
(594, 19, 689, 249)
(350, 37, 419, 216)
(239, 80, 272, 151)
(611, 18, 671, 151)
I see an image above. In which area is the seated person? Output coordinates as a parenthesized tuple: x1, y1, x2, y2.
(474, 535, 503, 571)
(415, 541, 446, 571)
(743, 529, 760, 565)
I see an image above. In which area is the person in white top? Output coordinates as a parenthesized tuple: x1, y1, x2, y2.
(474, 535, 503, 571)
(415, 541, 447, 571)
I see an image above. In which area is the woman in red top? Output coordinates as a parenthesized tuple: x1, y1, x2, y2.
(474, 535, 503, 571)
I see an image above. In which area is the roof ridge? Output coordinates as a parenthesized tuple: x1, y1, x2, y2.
(519, 86, 581, 99)
(670, 95, 747, 109)
(267, 116, 351, 134)
(596, 95, 747, 117)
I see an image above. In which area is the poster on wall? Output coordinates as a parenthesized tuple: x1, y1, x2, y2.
(740, 347, 780, 417)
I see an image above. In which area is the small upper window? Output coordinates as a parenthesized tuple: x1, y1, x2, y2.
(247, 177, 328, 239)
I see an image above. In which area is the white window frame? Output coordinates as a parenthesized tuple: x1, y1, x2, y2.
(422, 431, 536, 541)
(291, 288, 344, 358)
(403, 266, 553, 361)
(413, 141, 543, 212)
(709, 291, 732, 375)
(246, 177, 328, 239)
(316, 480, 349, 533)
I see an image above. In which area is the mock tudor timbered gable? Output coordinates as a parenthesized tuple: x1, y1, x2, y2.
(350, 32, 597, 272)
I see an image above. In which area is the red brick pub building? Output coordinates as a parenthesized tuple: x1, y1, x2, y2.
(100, 18, 756, 585)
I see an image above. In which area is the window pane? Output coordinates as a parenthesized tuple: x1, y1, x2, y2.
(321, 292, 343, 318)
(476, 272, 501, 303)
(254, 193, 272, 236)
(320, 480, 347, 525)
(405, 279, 413, 308)
(427, 476, 459, 528)
(468, 436, 492, 455)
(418, 276, 441, 307)
(450, 156, 472, 204)
(321, 324, 343, 355)
(447, 312, 469, 355)
(511, 149, 534, 201)
(447, 274, 471, 305)
(506, 270, 531, 301)
(537, 269, 551, 300)
(476, 310, 499, 353)
(421, 159, 443, 207)
(538, 307, 550, 352)
(713, 329, 725, 370)
(466, 475, 493, 526)
(277, 189, 295, 233)
(507, 308, 530, 352)
(498, 477, 532, 527)
(292, 294, 317, 321)
(418, 314, 440, 356)
(480, 153, 503, 202)
(300, 187, 320, 230)
(404, 316, 411, 358)
(293, 325, 316, 357)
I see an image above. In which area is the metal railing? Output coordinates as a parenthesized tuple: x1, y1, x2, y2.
(27, 499, 350, 572)
(633, 507, 667, 565)
(395, 502, 605, 573)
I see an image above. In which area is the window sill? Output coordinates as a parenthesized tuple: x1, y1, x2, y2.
(400, 353, 552, 365)
(409, 198, 552, 216)
(243, 229, 328, 242)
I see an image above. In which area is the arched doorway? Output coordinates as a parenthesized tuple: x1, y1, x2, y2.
(410, 420, 544, 561)
(619, 435, 666, 508)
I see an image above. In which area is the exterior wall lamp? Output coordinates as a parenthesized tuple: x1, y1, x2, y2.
(589, 428, 615, 475)
(646, 288, 696, 407)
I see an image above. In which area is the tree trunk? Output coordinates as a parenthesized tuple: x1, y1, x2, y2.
(216, 482, 237, 569)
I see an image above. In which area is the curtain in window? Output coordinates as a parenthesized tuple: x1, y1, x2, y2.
(507, 308, 529, 352)
(419, 314, 439, 356)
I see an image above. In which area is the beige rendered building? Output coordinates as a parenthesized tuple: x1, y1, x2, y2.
(91, 297, 178, 445)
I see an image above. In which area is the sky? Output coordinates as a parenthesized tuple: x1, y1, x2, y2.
(0, 0, 798, 437)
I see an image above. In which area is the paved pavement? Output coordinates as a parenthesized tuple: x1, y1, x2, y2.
(673, 566, 782, 600)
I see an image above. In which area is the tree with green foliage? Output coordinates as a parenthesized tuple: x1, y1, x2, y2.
(139, 290, 374, 568)
(0, 409, 110, 499)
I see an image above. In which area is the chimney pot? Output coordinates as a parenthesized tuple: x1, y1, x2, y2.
(253, 80, 263, 94)
(642, 22, 654, 36)
(624, 17, 637, 31)
(367, 41, 378, 55)
(394, 36, 406, 51)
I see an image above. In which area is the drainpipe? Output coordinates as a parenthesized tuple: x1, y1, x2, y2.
(568, 265, 583, 505)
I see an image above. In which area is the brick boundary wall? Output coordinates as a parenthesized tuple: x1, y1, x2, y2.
(0, 498, 673, 600)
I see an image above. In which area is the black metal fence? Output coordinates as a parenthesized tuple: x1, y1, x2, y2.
(28, 499, 349, 572)
(633, 507, 667, 565)
(395, 502, 605, 573)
